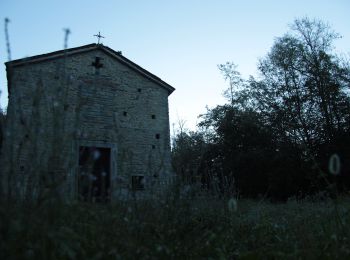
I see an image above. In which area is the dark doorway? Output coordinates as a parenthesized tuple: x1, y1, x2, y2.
(78, 146, 111, 202)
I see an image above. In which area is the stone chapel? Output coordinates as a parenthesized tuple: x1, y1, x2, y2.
(2, 43, 175, 201)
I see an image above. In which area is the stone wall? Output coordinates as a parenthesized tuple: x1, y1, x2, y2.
(2, 48, 173, 200)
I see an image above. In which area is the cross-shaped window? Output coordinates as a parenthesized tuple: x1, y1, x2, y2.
(92, 57, 103, 74)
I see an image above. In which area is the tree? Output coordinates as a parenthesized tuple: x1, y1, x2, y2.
(244, 17, 350, 192)
(0, 108, 5, 152)
(218, 62, 243, 106)
(172, 129, 207, 184)
(252, 18, 350, 150)
(172, 17, 350, 199)
(198, 105, 275, 197)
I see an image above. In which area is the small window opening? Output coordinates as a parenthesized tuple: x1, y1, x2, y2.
(123, 111, 127, 116)
(137, 88, 142, 93)
(152, 145, 156, 149)
(20, 165, 25, 172)
(155, 134, 160, 139)
(151, 115, 156, 119)
(132, 176, 145, 190)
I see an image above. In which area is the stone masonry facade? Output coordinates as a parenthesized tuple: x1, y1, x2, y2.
(2, 44, 175, 201)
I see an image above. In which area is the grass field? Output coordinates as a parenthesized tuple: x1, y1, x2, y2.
(1, 195, 350, 259)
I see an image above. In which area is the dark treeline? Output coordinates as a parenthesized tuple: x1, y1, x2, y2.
(0, 108, 4, 152)
(172, 18, 350, 200)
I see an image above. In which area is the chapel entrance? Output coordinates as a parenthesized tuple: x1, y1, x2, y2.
(78, 146, 111, 202)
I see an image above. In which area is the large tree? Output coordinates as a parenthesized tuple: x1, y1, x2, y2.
(251, 18, 350, 151)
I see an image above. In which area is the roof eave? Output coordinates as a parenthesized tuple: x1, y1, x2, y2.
(5, 44, 175, 95)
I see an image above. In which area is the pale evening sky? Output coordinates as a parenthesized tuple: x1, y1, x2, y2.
(1, 0, 349, 130)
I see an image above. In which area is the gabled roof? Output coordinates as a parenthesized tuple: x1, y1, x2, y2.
(6, 43, 175, 95)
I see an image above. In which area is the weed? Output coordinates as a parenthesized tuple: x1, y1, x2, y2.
(1, 196, 350, 259)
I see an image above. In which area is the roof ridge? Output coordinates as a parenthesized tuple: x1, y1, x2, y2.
(5, 43, 175, 95)
(5, 43, 98, 65)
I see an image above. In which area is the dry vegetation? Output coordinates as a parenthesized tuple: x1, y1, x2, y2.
(1, 194, 350, 259)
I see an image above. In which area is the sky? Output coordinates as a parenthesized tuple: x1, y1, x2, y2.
(1, 0, 349, 130)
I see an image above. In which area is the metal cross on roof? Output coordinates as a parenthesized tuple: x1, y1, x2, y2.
(94, 31, 105, 44)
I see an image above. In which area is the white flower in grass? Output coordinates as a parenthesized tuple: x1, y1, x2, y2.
(227, 197, 237, 212)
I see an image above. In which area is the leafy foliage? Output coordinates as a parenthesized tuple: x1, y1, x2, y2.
(172, 130, 206, 184)
(172, 18, 350, 200)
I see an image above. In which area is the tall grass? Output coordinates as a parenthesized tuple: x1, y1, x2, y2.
(1, 195, 350, 259)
